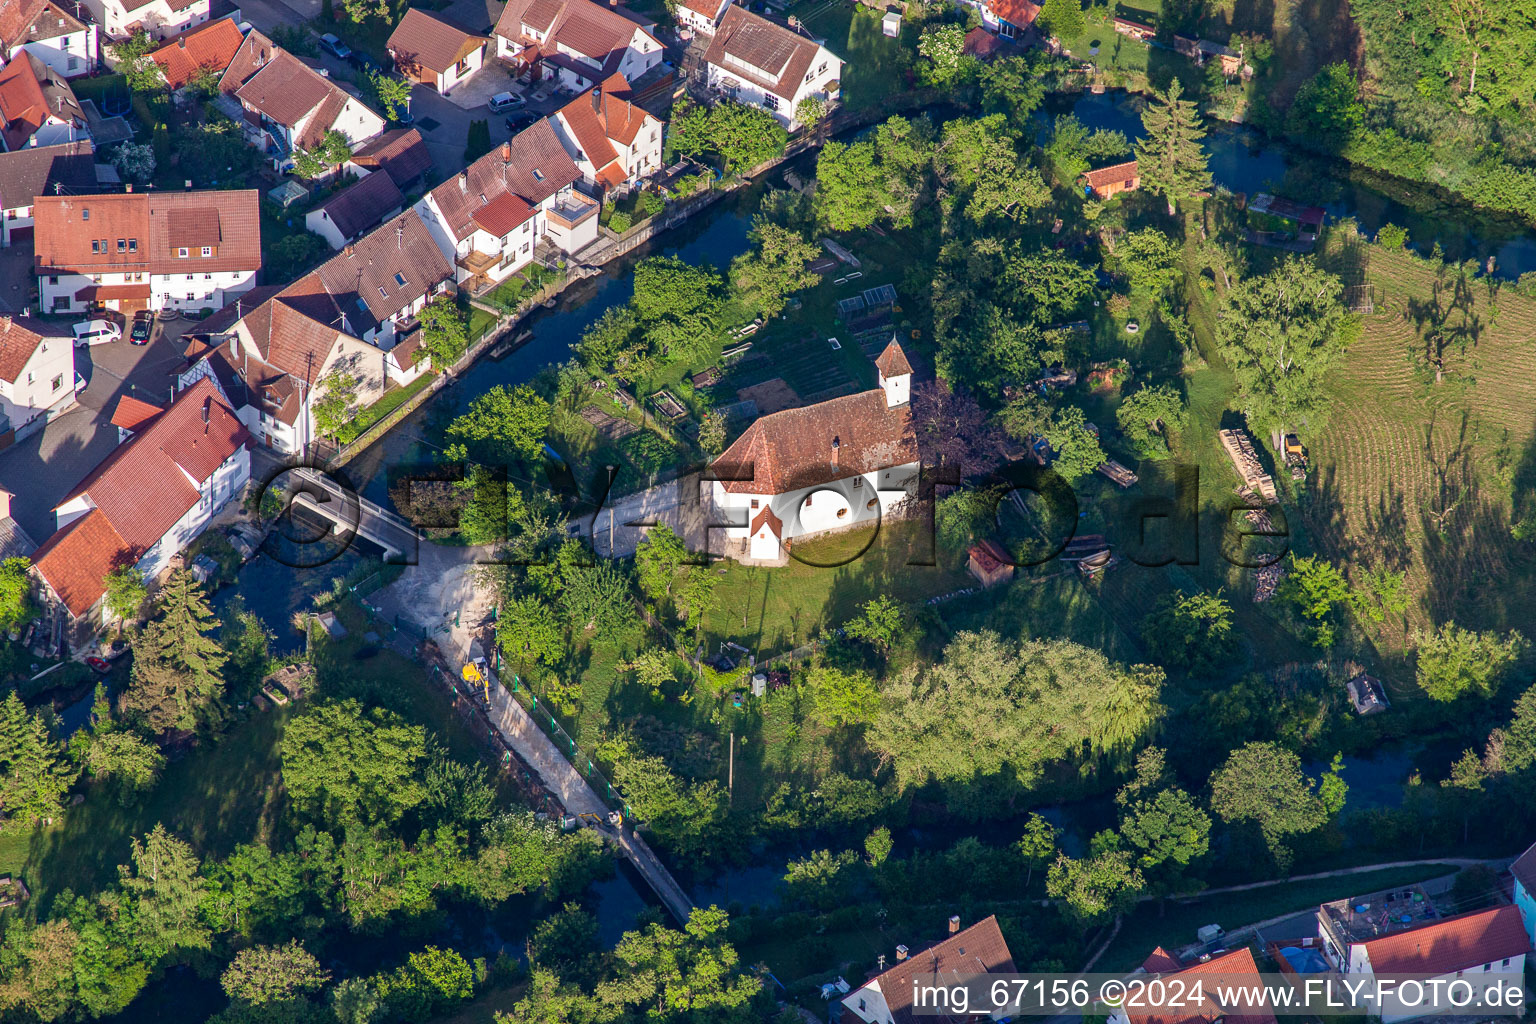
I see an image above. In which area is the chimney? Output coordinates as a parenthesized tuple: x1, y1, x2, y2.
(830, 435, 840, 468)
(458, 170, 469, 191)
(591, 85, 601, 115)
(344, 243, 355, 258)
(895, 945, 909, 961)
(201, 396, 212, 431)
(0, 487, 13, 522)
(177, 36, 185, 47)
(501, 141, 511, 161)
(948, 915, 961, 935)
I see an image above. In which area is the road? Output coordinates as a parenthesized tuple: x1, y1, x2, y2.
(585, 471, 732, 558)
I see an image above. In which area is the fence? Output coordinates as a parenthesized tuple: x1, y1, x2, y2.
(497, 669, 633, 818)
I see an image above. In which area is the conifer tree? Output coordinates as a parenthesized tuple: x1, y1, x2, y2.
(0, 692, 79, 829)
(1134, 78, 1212, 216)
(119, 570, 227, 734)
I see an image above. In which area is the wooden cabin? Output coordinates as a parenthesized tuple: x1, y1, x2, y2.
(1079, 160, 1139, 200)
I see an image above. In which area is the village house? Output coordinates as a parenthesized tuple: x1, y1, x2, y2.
(220, 35, 385, 172)
(842, 915, 1015, 1024)
(387, 8, 487, 96)
(0, 488, 36, 562)
(1316, 886, 1530, 1023)
(1109, 947, 1277, 1024)
(674, 0, 732, 37)
(548, 73, 663, 192)
(33, 188, 260, 315)
(1080, 159, 1139, 200)
(702, 6, 842, 130)
(0, 51, 88, 151)
(304, 169, 405, 250)
(0, 316, 75, 445)
(78, 0, 211, 41)
(148, 16, 244, 91)
(712, 340, 917, 564)
(178, 210, 451, 453)
(344, 127, 433, 191)
(0, 139, 95, 246)
(975, 0, 1040, 39)
(492, 0, 663, 93)
(414, 122, 597, 290)
(0, 0, 99, 78)
(1513, 841, 1536, 948)
(29, 376, 250, 630)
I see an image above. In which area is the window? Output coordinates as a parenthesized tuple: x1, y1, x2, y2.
(186, 274, 194, 281)
(204, 291, 214, 299)
(532, 168, 544, 181)
(854, 477, 862, 488)
(128, 239, 137, 253)
(82, 208, 89, 220)
(201, 246, 212, 257)
(750, 499, 759, 508)
(1503, 959, 1512, 968)
(178, 247, 188, 257)
(25, 372, 33, 385)
(52, 374, 63, 392)
(378, 286, 388, 298)
(394, 272, 407, 287)
(1483, 964, 1491, 972)
(67, 55, 78, 69)
(186, 293, 194, 301)
(91, 274, 101, 284)
(91, 240, 99, 253)
(521, 242, 530, 254)
(762, 94, 778, 111)
(818, 61, 828, 75)
(204, 273, 212, 280)
(117, 238, 125, 252)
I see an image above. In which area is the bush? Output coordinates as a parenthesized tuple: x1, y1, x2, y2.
(1376, 223, 1408, 249)
(637, 192, 665, 218)
(609, 210, 633, 234)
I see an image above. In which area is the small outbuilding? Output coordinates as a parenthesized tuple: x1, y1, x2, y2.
(387, 8, 488, 95)
(967, 539, 1014, 587)
(1346, 672, 1390, 715)
(882, 11, 902, 36)
(1080, 160, 1139, 200)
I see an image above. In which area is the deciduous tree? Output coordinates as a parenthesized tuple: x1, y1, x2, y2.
(1410, 622, 1526, 701)
(446, 383, 551, 465)
(1209, 742, 1328, 849)
(808, 667, 880, 728)
(221, 942, 330, 1004)
(281, 699, 428, 825)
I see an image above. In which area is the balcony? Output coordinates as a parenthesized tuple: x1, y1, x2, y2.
(545, 192, 599, 229)
(456, 249, 500, 275)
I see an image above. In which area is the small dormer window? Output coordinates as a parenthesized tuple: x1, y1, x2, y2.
(201, 246, 213, 257)
(378, 286, 388, 298)
(91, 240, 99, 253)
(82, 208, 89, 220)
(394, 272, 407, 287)
(532, 168, 544, 181)
(128, 239, 137, 252)
(178, 247, 189, 258)
(117, 239, 125, 252)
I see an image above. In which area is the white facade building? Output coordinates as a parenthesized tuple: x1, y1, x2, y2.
(3, 0, 99, 77)
(702, 6, 842, 129)
(80, 0, 211, 41)
(0, 317, 75, 443)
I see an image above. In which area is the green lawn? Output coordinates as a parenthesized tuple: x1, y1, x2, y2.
(1101, 863, 1461, 971)
(790, 0, 918, 111)
(337, 370, 438, 444)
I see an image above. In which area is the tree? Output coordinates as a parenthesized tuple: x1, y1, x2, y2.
(281, 699, 428, 825)
(621, 649, 676, 699)
(1046, 850, 1143, 925)
(111, 30, 161, 92)
(603, 743, 725, 860)
(111, 141, 156, 186)
(1275, 554, 1352, 647)
(1112, 228, 1182, 298)
(561, 559, 637, 641)
(636, 524, 689, 602)
(84, 729, 165, 793)
(1043, 114, 1130, 184)
(221, 942, 330, 1004)
(1134, 78, 1212, 215)
(808, 667, 880, 728)
(465, 119, 492, 162)
(936, 117, 1049, 223)
(418, 295, 469, 368)
(424, 755, 496, 829)
(120, 569, 227, 734)
(0, 557, 33, 632)
(0, 692, 78, 830)
(871, 631, 1164, 791)
(783, 848, 859, 910)
(815, 139, 886, 232)
(312, 366, 361, 442)
(917, 25, 968, 86)
(337, 0, 389, 19)
(1357, 565, 1411, 622)
(370, 71, 412, 120)
(1140, 590, 1236, 675)
(1286, 63, 1363, 151)
(1043, 406, 1106, 483)
(1209, 742, 1328, 849)
(0, 918, 81, 1022)
(1410, 622, 1526, 701)
(1037, 0, 1084, 39)
(103, 565, 147, 626)
(497, 595, 564, 667)
(292, 130, 353, 179)
(1117, 384, 1185, 460)
(1120, 787, 1211, 871)
(376, 946, 482, 1020)
(631, 256, 723, 361)
(1217, 258, 1347, 437)
(446, 384, 552, 465)
(843, 596, 904, 653)
(117, 825, 212, 961)
(865, 826, 893, 867)
(599, 907, 757, 1018)
(794, 95, 826, 130)
(729, 220, 819, 317)
(1016, 812, 1059, 887)
(978, 57, 1046, 130)
(705, 100, 787, 172)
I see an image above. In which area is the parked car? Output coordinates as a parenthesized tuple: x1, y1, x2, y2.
(488, 91, 525, 112)
(505, 111, 538, 132)
(129, 312, 152, 345)
(73, 319, 121, 346)
(348, 51, 383, 75)
(318, 33, 352, 59)
(85, 656, 111, 673)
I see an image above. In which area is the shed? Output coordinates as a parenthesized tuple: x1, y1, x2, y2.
(882, 11, 902, 36)
(967, 539, 1014, 587)
(1346, 673, 1391, 715)
(1079, 160, 1139, 200)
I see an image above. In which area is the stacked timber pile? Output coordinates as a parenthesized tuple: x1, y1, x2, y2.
(1254, 561, 1285, 601)
(1219, 428, 1277, 501)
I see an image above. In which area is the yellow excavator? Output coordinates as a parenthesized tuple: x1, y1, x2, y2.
(461, 661, 490, 702)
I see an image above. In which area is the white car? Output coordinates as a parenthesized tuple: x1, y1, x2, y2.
(488, 91, 526, 112)
(73, 319, 121, 346)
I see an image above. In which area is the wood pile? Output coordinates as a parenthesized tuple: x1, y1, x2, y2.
(1253, 561, 1285, 602)
(1219, 428, 1277, 501)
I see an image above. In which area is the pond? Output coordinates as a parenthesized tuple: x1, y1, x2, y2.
(1043, 91, 1536, 279)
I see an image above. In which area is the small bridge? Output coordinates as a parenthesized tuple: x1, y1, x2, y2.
(287, 467, 420, 562)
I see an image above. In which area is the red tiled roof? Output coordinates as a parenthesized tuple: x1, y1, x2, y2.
(54, 377, 248, 558)
(967, 539, 1009, 574)
(750, 503, 782, 540)
(0, 0, 48, 50)
(847, 917, 1015, 1024)
(1362, 907, 1531, 976)
(875, 339, 912, 378)
(75, 284, 152, 301)
(0, 316, 50, 383)
(1141, 946, 1184, 973)
(495, 0, 658, 73)
(234, 49, 338, 128)
(0, 140, 95, 213)
(963, 26, 1005, 57)
(713, 385, 916, 495)
(554, 73, 656, 182)
(30, 509, 135, 617)
(988, 0, 1042, 29)
(427, 119, 579, 241)
(110, 395, 165, 432)
(387, 8, 486, 74)
(1129, 947, 1276, 1024)
(34, 190, 261, 277)
(704, 6, 821, 102)
(314, 169, 404, 241)
(219, 28, 277, 94)
(471, 190, 535, 235)
(0, 52, 52, 151)
(679, 0, 727, 20)
(349, 129, 432, 187)
(1081, 159, 1138, 188)
(151, 18, 246, 90)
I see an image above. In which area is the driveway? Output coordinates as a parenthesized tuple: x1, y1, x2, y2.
(0, 318, 194, 541)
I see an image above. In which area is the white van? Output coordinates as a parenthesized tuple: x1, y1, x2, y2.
(73, 319, 121, 347)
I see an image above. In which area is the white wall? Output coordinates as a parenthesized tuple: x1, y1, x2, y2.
(706, 43, 841, 128)
(152, 269, 257, 311)
(134, 447, 251, 580)
(87, 0, 210, 40)
(305, 208, 350, 250)
(435, 44, 484, 93)
(10, 25, 98, 78)
(713, 462, 918, 546)
(0, 332, 75, 440)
